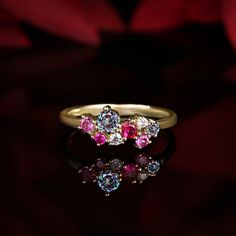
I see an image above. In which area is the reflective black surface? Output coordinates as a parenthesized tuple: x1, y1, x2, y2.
(1, 26, 236, 235)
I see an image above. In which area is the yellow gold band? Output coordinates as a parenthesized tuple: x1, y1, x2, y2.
(60, 104, 177, 129)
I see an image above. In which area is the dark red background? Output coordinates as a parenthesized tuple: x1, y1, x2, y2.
(0, 1, 236, 236)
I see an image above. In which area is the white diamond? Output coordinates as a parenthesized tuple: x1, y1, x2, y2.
(138, 170, 148, 182)
(109, 133, 123, 145)
(137, 117, 149, 129)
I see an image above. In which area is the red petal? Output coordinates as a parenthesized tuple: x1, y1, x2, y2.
(0, 7, 19, 23)
(186, 0, 221, 23)
(222, 0, 236, 50)
(131, 0, 187, 32)
(78, 0, 125, 32)
(0, 25, 31, 48)
(0, 0, 99, 45)
(0, 8, 30, 48)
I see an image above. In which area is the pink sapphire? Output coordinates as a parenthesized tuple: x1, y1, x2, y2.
(80, 167, 96, 182)
(121, 121, 138, 139)
(122, 164, 137, 179)
(135, 135, 150, 148)
(94, 133, 106, 145)
(80, 117, 95, 132)
(135, 153, 149, 166)
(96, 159, 105, 169)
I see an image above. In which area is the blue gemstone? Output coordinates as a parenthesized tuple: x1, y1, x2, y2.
(97, 108, 120, 133)
(147, 160, 160, 175)
(147, 122, 160, 137)
(98, 170, 121, 193)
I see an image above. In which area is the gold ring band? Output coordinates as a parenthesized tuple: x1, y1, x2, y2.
(60, 104, 177, 129)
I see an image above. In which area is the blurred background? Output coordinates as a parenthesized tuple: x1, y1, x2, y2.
(0, 0, 236, 235)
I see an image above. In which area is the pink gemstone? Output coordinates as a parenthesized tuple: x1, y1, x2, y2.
(135, 135, 150, 148)
(80, 117, 95, 132)
(122, 164, 137, 179)
(96, 159, 105, 169)
(81, 167, 96, 182)
(135, 153, 149, 166)
(121, 121, 138, 139)
(94, 133, 106, 145)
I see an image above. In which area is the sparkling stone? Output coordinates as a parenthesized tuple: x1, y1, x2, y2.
(135, 153, 149, 166)
(147, 160, 161, 175)
(79, 117, 95, 132)
(147, 121, 160, 137)
(135, 135, 150, 148)
(94, 133, 106, 145)
(137, 117, 149, 129)
(121, 121, 138, 139)
(109, 133, 123, 145)
(97, 107, 120, 133)
(80, 166, 96, 182)
(96, 159, 105, 169)
(122, 164, 137, 179)
(98, 170, 121, 193)
(137, 170, 149, 182)
(109, 158, 123, 171)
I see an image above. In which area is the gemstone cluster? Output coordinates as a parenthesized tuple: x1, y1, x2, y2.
(78, 154, 161, 195)
(78, 105, 160, 148)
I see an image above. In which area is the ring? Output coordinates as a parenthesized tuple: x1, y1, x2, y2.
(66, 129, 176, 196)
(60, 104, 177, 149)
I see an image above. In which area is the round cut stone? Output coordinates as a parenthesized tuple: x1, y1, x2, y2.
(79, 117, 95, 132)
(147, 121, 160, 137)
(109, 133, 123, 145)
(98, 170, 121, 193)
(80, 166, 97, 182)
(122, 164, 137, 179)
(137, 170, 149, 182)
(94, 133, 106, 145)
(96, 159, 105, 169)
(97, 107, 120, 133)
(109, 158, 123, 171)
(137, 117, 149, 129)
(121, 121, 138, 139)
(135, 135, 150, 148)
(147, 160, 161, 175)
(135, 153, 149, 166)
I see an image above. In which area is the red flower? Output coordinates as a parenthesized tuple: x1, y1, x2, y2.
(130, 0, 236, 49)
(0, 0, 236, 50)
(0, 9, 31, 48)
(0, 0, 125, 47)
(131, 0, 221, 31)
